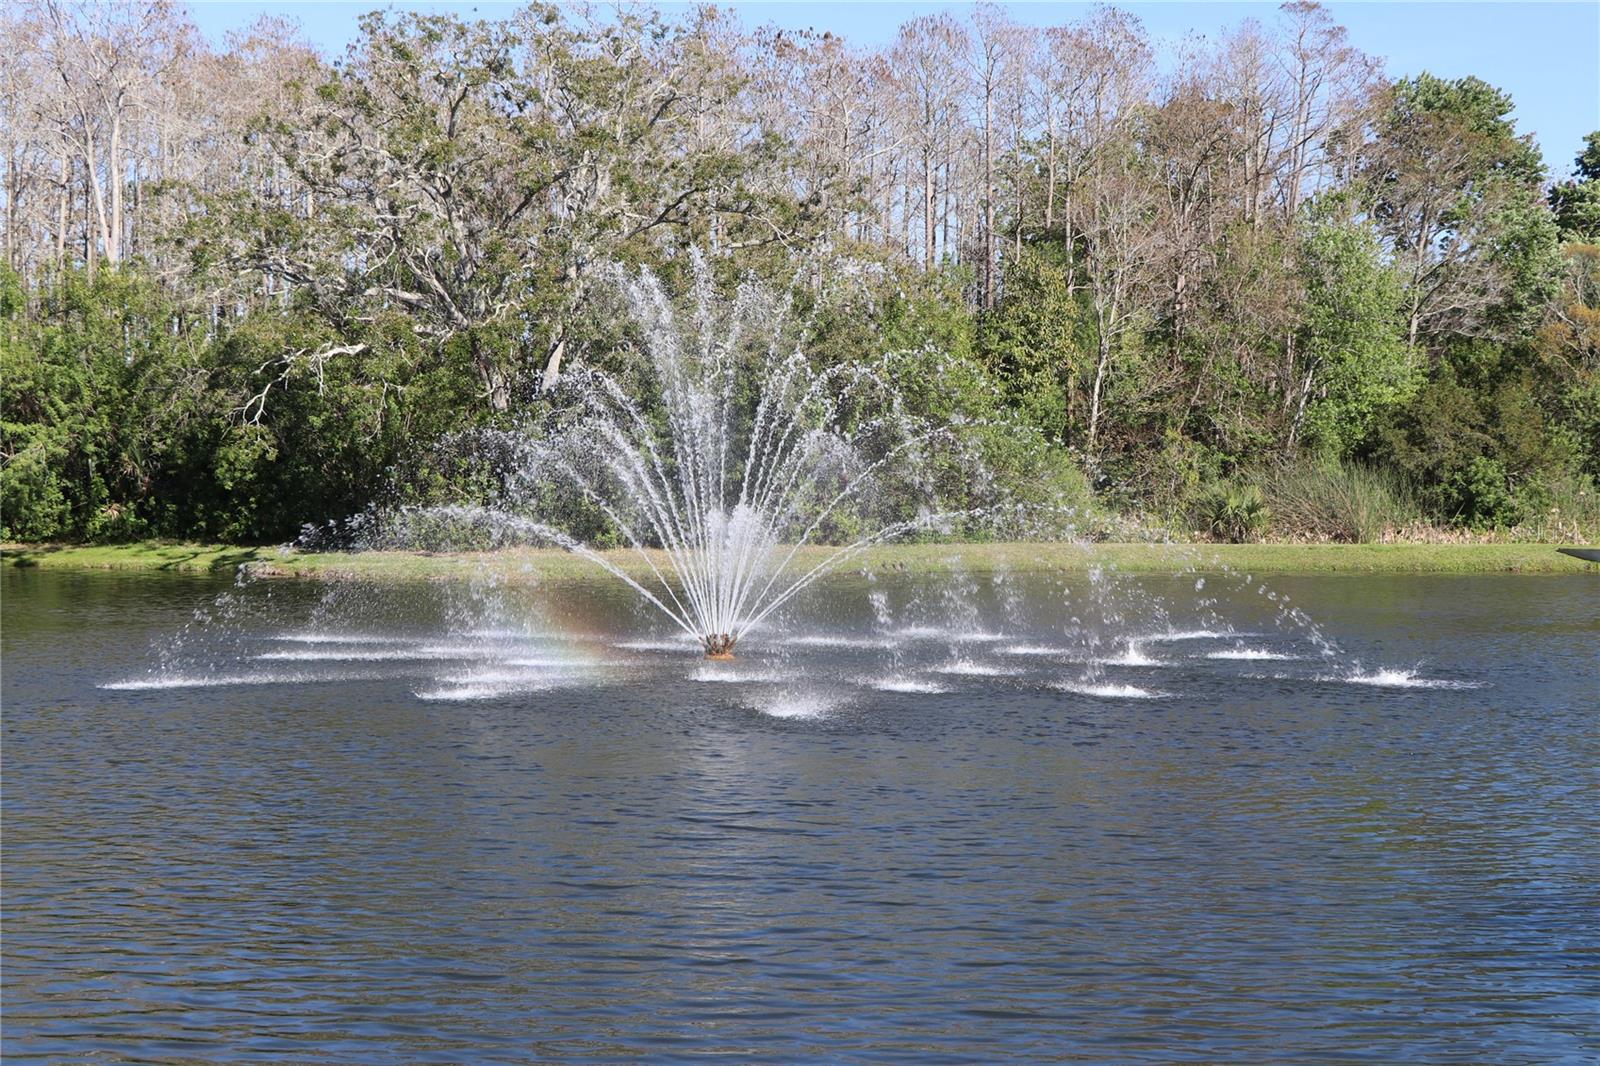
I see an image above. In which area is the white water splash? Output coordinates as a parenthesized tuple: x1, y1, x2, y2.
(784, 633, 900, 649)
(1206, 647, 1299, 661)
(254, 648, 472, 662)
(271, 632, 413, 645)
(413, 669, 588, 700)
(504, 656, 606, 669)
(614, 637, 701, 652)
(429, 667, 581, 686)
(1097, 643, 1160, 667)
(1000, 643, 1074, 657)
(415, 683, 552, 701)
(1139, 629, 1240, 643)
(380, 255, 986, 659)
(748, 690, 842, 720)
(690, 665, 789, 684)
(891, 626, 1007, 643)
(1054, 681, 1168, 699)
(867, 676, 950, 694)
(930, 659, 1020, 677)
(1335, 668, 1484, 690)
(101, 672, 357, 690)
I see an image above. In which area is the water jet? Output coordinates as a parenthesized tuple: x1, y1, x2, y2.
(379, 254, 993, 656)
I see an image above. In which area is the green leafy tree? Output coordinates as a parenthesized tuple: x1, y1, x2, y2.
(1175, 223, 1299, 465)
(803, 257, 977, 370)
(1370, 342, 1577, 528)
(1549, 132, 1600, 243)
(194, 7, 825, 420)
(1291, 208, 1414, 454)
(1, 266, 226, 540)
(1, 266, 75, 539)
(1364, 74, 1563, 353)
(978, 246, 1081, 442)
(1534, 244, 1600, 481)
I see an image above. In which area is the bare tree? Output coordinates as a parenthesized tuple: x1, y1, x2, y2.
(1275, 1, 1377, 219)
(1145, 59, 1235, 366)
(966, 4, 1022, 308)
(37, 0, 185, 270)
(890, 15, 967, 269)
(1060, 8, 1156, 452)
(0, 10, 52, 277)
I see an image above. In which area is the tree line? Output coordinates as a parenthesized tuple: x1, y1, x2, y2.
(3, 0, 1597, 544)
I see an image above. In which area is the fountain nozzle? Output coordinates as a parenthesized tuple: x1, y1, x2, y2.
(703, 633, 737, 660)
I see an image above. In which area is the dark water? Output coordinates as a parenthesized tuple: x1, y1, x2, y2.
(4, 565, 1597, 1063)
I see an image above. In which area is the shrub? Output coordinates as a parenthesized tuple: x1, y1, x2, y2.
(1121, 431, 1229, 527)
(1450, 455, 1522, 529)
(1255, 459, 1420, 542)
(1507, 472, 1600, 540)
(1192, 482, 1271, 543)
(1367, 341, 1580, 529)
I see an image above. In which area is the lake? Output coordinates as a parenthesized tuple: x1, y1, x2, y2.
(3, 565, 1597, 1063)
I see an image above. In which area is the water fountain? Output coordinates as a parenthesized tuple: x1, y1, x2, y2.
(380, 255, 990, 659)
(99, 256, 1481, 704)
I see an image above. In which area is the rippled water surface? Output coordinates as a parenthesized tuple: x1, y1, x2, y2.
(4, 566, 1598, 1063)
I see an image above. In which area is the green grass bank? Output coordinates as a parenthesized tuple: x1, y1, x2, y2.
(4, 540, 1594, 581)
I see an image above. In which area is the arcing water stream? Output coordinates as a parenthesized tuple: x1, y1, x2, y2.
(369, 255, 1001, 658)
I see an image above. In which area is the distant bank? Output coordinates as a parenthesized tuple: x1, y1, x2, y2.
(4, 541, 1594, 579)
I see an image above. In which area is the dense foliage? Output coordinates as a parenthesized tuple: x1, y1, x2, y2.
(2, 1, 1596, 543)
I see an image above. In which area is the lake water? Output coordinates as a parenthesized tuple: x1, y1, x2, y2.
(3, 564, 1597, 1063)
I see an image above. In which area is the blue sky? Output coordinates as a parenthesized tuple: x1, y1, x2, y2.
(187, 1, 1599, 175)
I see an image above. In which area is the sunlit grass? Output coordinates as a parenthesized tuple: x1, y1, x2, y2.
(5, 539, 1594, 578)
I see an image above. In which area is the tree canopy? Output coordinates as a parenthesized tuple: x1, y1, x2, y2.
(2, 1, 1595, 543)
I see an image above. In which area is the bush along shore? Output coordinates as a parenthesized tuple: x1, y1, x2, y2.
(4, 541, 1594, 580)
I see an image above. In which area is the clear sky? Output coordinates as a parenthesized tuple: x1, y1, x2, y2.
(186, 1, 1600, 176)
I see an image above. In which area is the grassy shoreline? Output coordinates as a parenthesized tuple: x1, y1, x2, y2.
(4, 539, 1594, 579)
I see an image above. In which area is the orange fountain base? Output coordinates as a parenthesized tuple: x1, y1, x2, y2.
(702, 634, 738, 659)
